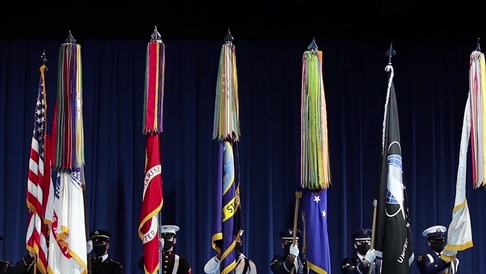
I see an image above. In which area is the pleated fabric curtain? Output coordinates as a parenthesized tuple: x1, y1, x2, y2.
(0, 39, 481, 273)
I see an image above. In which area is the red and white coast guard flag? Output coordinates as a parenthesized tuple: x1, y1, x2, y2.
(139, 134, 163, 274)
(441, 95, 474, 261)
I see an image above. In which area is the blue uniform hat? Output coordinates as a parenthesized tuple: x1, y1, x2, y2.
(89, 230, 111, 242)
(279, 228, 302, 240)
(351, 229, 372, 241)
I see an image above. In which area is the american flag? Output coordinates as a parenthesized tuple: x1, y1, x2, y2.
(26, 64, 50, 274)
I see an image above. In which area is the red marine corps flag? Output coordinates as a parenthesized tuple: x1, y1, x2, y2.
(138, 27, 165, 274)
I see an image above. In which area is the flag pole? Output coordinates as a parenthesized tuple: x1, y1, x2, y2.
(297, 37, 332, 274)
(150, 26, 164, 274)
(49, 29, 88, 274)
(294, 38, 320, 254)
(35, 50, 48, 274)
(36, 50, 48, 274)
(63, 30, 92, 272)
(369, 42, 396, 274)
(290, 190, 302, 274)
(139, 26, 165, 274)
(211, 28, 242, 274)
(63, 30, 92, 273)
(290, 36, 319, 274)
(31, 49, 47, 274)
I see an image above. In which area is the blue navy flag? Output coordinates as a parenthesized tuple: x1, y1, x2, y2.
(373, 64, 414, 274)
(211, 140, 242, 274)
(211, 37, 242, 274)
(302, 189, 331, 274)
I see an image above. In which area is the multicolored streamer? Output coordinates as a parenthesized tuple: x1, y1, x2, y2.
(140, 29, 166, 274)
(54, 43, 84, 170)
(211, 38, 242, 274)
(143, 40, 165, 134)
(300, 50, 330, 190)
(212, 42, 240, 142)
(469, 50, 486, 188)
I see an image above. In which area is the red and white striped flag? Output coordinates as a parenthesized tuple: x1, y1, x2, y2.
(25, 63, 51, 274)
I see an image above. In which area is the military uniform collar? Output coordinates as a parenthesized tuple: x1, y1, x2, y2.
(98, 254, 109, 262)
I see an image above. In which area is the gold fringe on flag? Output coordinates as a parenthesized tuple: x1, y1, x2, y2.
(300, 50, 331, 190)
(212, 41, 240, 142)
(469, 50, 486, 188)
(54, 42, 84, 170)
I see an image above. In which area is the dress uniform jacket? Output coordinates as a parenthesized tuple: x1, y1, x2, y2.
(417, 251, 459, 274)
(11, 253, 40, 274)
(204, 253, 256, 274)
(270, 253, 307, 274)
(341, 254, 382, 274)
(159, 251, 191, 274)
(0, 260, 13, 273)
(90, 256, 123, 274)
(138, 252, 192, 274)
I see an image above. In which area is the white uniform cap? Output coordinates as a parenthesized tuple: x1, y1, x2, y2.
(160, 225, 180, 235)
(422, 225, 447, 237)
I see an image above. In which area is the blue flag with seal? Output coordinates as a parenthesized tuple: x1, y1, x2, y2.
(210, 30, 242, 274)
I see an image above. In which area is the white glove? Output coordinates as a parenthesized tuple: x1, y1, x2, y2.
(364, 248, 376, 263)
(289, 244, 299, 257)
(159, 238, 165, 250)
(86, 240, 93, 253)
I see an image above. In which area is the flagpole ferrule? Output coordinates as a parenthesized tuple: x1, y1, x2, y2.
(386, 42, 396, 65)
(224, 28, 234, 43)
(65, 30, 76, 44)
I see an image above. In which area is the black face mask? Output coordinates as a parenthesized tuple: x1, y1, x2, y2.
(163, 240, 174, 251)
(356, 244, 370, 255)
(430, 240, 445, 253)
(93, 244, 107, 257)
(283, 244, 291, 255)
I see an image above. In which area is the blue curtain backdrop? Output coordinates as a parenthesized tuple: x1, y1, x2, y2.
(0, 38, 484, 274)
